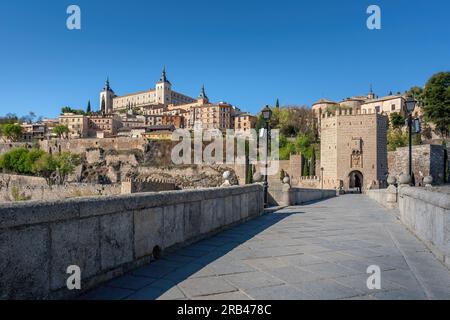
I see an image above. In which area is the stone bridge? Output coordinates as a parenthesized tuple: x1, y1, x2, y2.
(81, 194, 450, 300)
(1, 184, 449, 300)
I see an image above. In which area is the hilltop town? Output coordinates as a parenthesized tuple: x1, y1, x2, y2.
(0, 70, 448, 203)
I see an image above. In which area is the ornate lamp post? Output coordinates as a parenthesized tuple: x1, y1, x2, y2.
(262, 105, 272, 208)
(320, 167, 324, 190)
(404, 98, 419, 185)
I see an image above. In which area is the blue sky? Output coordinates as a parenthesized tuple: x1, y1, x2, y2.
(0, 0, 449, 118)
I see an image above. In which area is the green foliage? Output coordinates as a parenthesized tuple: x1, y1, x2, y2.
(255, 105, 316, 138)
(32, 153, 57, 186)
(422, 72, 450, 137)
(387, 129, 408, 151)
(1, 123, 23, 141)
(61, 106, 85, 115)
(54, 152, 80, 185)
(10, 186, 31, 202)
(390, 112, 405, 129)
(0, 148, 44, 174)
(0, 148, 79, 186)
(86, 100, 92, 114)
(412, 133, 422, 146)
(53, 125, 70, 138)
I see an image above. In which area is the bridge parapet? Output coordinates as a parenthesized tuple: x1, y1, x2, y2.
(0, 184, 264, 299)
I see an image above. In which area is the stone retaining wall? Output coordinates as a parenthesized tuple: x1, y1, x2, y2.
(398, 186, 450, 268)
(0, 184, 264, 299)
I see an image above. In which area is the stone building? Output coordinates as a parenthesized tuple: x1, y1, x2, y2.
(320, 111, 389, 192)
(59, 113, 89, 138)
(87, 114, 122, 138)
(234, 113, 257, 133)
(100, 68, 196, 113)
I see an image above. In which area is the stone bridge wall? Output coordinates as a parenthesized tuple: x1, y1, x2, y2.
(0, 184, 264, 299)
(398, 186, 450, 268)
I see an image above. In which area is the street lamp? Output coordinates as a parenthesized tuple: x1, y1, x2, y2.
(320, 167, 324, 190)
(405, 98, 418, 185)
(262, 105, 272, 208)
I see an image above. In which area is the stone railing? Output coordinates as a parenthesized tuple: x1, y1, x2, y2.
(366, 188, 398, 210)
(398, 186, 450, 268)
(0, 184, 264, 299)
(268, 177, 335, 206)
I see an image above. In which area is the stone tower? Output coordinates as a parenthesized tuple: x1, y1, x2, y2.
(320, 110, 388, 192)
(155, 67, 172, 105)
(99, 78, 115, 114)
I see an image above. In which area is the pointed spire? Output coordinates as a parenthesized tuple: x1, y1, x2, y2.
(199, 85, 208, 99)
(159, 66, 170, 84)
(103, 77, 113, 92)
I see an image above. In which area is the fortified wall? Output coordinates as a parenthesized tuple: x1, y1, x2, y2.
(388, 144, 448, 186)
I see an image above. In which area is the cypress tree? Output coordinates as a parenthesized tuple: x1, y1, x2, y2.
(87, 100, 91, 114)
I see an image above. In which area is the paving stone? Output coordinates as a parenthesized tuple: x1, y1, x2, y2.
(245, 284, 313, 300)
(131, 264, 176, 278)
(192, 291, 252, 300)
(178, 277, 237, 298)
(293, 279, 363, 299)
(106, 274, 156, 290)
(223, 271, 284, 290)
(156, 286, 186, 300)
(81, 286, 134, 300)
(266, 266, 323, 283)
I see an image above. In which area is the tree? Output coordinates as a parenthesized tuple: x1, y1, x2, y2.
(2, 124, 23, 141)
(387, 128, 408, 151)
(390, 112, 405, 129)
(61, 106, 85, 115)
(53, 125, 70, 139)
(101, 97, 106, 114)
(32, 153, 57, 186)
(86, 100, 92, 114)
(54, 152, 80, 185)
(422, 72, 450, 137)
(276, 99, 280, 109)
(406, 86, 424, 105)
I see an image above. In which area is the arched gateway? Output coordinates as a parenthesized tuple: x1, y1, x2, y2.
(348, 170, 363, 193)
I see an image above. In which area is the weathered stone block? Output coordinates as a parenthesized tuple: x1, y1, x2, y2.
(200, 199, 217, 234)
(50, 217, 101, 291)
(214, 197, 226, 230)
(0, 226, 49, 299)
(240, 193, 249, 220)
(100, 212, 133, 270)
(134, 207, 164, 258)
(232, 195, 241, 223)
(224, 196, 234, 225)
(163, 204, 185, 248)
(184, 201, 201, 239)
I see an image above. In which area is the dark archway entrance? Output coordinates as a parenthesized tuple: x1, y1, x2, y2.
(348, 170, 363, 193)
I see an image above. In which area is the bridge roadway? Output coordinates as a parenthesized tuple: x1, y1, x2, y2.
(82, 194, 450, 300)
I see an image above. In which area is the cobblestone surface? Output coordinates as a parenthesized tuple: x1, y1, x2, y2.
(81, 195, 450, 300)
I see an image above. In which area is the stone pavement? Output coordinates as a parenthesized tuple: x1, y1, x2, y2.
(81, 195, 450, 300)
